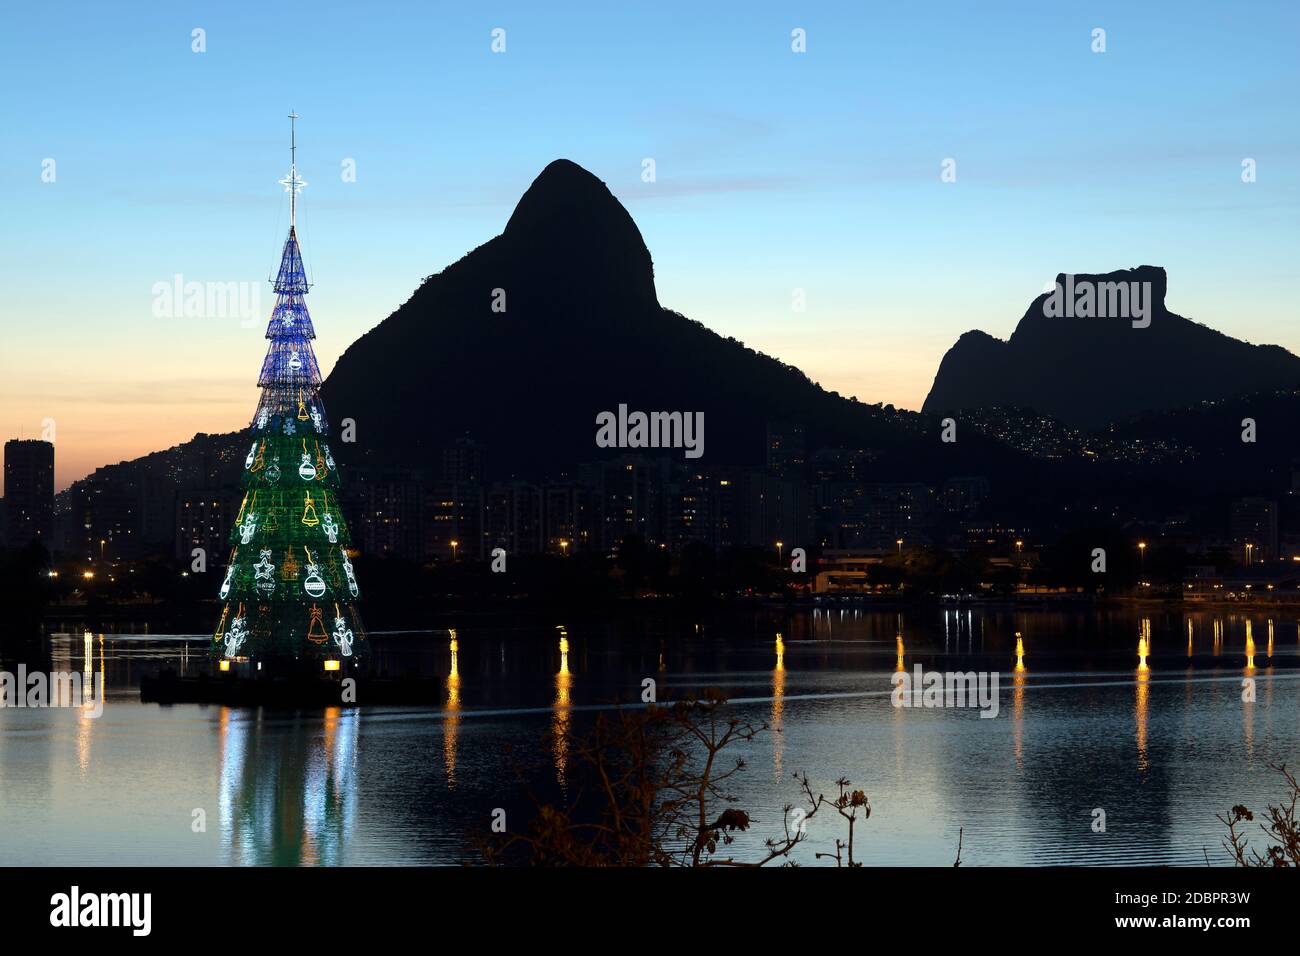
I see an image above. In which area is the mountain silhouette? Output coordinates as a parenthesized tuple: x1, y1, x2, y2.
(58, 165, 1299, 553)
(922, 266, 1300, 428)
(321, 159, 999, 479)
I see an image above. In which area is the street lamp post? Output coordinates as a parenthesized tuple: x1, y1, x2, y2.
(896, 538, 903, 556)
(775, 540, 784, 565)
(450, 539, 459, 562)
(1138, 541, 1147, 576)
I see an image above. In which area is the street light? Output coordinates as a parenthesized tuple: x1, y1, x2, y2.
(1138, 541, 1146, 574)
(1245, 543, 1254, 567)
(559, 538, 569, 557)
(450, 539, 459, 561)
(100, 538, 106, 561)
(896, 538, 904, 556)
(775, 540, 784, 564)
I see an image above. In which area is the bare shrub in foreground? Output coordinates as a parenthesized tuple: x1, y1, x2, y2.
(1219, 763, 1300, 867)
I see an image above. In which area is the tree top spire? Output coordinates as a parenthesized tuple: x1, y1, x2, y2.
(277, 111, 307, 227)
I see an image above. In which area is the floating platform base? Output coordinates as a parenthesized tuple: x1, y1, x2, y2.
(140, 670, 444, 707)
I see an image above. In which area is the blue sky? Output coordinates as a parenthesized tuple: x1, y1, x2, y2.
(2, 0, 1298, 487)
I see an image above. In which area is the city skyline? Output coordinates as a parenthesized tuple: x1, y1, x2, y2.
(3, 0, 1299, 489)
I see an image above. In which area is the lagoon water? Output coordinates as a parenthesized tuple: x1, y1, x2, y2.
(1, 607, 1296, 866)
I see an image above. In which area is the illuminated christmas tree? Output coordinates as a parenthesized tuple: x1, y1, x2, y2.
(212, 113, 364, 670)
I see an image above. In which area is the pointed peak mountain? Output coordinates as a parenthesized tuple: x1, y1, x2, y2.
(501, 158, 658, 309)
(321, 158, 958, 479)
(504, 159, 619, 234)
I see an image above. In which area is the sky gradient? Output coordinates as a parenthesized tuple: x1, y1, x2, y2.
(2, 0, 1298, 489)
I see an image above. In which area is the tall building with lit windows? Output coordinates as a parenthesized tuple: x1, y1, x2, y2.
(1230, 497, 1278, 563)
(176, 489, 241, 563)
(766, 422, 805, 479)
(3, 439, 55, 548)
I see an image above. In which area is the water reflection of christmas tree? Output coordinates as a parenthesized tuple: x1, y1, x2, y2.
(212, 114, 364, 669)
(218, 706, 360, 864)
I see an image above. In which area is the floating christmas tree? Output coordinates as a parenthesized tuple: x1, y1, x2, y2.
(213, 113, 364, 669)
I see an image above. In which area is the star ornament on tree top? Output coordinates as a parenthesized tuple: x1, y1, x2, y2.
(278, 168, 308, 198)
